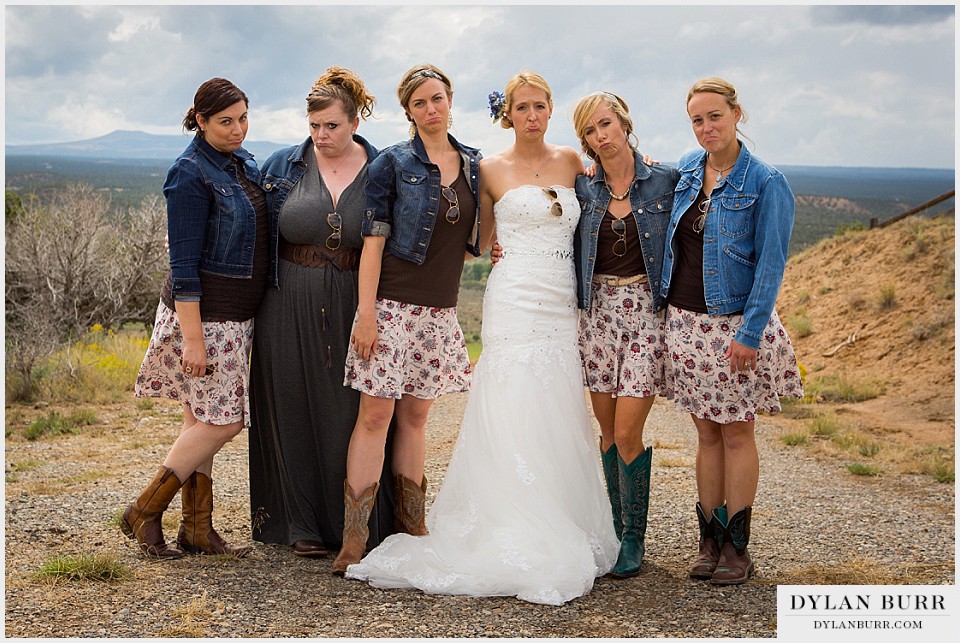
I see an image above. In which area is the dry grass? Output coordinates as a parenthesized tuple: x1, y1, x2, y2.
(770, 556, 952, 586)
(157, 591, 213, 637)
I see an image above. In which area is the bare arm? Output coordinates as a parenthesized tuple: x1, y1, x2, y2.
(351, 235, 386, 361)
(174, 301, 205, 376)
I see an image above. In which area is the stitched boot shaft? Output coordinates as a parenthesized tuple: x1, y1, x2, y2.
(689, 502, 722, 579)
(711, 505, 754, 585)
(177, 472, 252, 557)
(600, 443, 623, 540)
(119, 466, 185, 559)
(611, 446, 652, 578)
(394, 474, 428, 536)
(332, 480, 379, 575)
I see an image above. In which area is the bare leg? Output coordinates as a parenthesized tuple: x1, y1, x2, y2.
(691, 415, 725, 512)
(589, 392, 617, 453)
(162, 403, 242, 482)
(344, 393, 396, 496)
(719, 420, 758, 513)
(391, 395, 435, 482)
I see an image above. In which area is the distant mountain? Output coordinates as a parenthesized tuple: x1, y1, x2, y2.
(5, 130, 291, 163)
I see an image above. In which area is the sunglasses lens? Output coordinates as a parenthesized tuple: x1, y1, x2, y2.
(611, 218, 625, 234)
(551, 202, 563, 217)
(446, 206, 460, 223)
(327, 212, 341, 228)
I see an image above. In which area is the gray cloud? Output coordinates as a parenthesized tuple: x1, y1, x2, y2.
(4, 4, 955, 169)
(811, 5, 954, 26)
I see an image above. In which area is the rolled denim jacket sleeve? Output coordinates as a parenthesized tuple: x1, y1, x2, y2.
(361, 153, 395, 238)
(163, 160, 209, 302)
(735, 172, 794, 349)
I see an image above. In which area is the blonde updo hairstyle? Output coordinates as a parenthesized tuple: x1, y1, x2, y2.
(572, 91, 638, 164)
(307, 66, 375, 122)
(396, 64, 454, 138)
(499, 70, 553, 130)
(687, 77, 748, 136)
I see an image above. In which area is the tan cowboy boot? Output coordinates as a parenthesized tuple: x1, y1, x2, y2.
(394, 474, 428, 536)
(331, 480, 379, 575)
(177, 472, 252, 557)
(119, 466, 185, 559)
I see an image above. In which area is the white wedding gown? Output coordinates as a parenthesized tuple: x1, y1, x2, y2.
(346, 185, 618, 605)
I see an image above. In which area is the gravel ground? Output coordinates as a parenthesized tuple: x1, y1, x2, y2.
(4, 393, 954, 638)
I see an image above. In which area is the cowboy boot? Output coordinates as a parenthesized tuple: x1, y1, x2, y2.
(711, 505, 754, 585)
(177, 472, 252, 557)
(394, 474, 428, 536)
(611, 446, 652, 578)
(332, 480, 379, 575)
(689, 502, 723, 579)
(119, 466, 185, 559)
(600, 442, 623, 540)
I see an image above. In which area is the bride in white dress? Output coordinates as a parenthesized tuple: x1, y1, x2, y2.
(346, 72, 618, 606)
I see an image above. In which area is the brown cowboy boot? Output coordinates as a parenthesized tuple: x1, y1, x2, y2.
(394, 474, 428, 536)
(331, 480, 379, 575)
(119, 466, 185, 559)
(711, 506, 754, 585)
(689, 502, 723, 579)
(177, 472, 252, 557)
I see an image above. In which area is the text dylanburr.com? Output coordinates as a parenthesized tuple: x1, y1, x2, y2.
(776, 585, 958, 640)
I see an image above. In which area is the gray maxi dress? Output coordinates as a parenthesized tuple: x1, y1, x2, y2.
(248, 148, 395, 549)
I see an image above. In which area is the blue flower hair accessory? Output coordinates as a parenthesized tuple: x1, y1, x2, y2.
(488, 91, 505, 123)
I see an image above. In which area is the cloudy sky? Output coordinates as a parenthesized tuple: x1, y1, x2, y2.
(4, 3, 956, 169)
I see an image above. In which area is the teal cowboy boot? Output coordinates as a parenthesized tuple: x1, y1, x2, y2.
(611, 446, 652, 578)
(600, 441, 623, 540)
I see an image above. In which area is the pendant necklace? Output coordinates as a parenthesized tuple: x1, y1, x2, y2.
(514, 149, 544, 177)
(706, 156, 735, 182)
(318, 145, 354, 175)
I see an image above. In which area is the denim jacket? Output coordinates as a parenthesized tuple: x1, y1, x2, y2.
(574, 152, 679, 311)
(362, 131, 482, 263)
(661, 144, 795, 350)
(163, 134, 276, 302)
(260, 134, 378, 285)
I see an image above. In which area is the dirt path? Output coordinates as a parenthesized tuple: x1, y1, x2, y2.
(3, 394, 954, 637)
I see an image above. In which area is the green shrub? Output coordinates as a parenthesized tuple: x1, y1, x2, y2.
(806, 373, 884, 403)
(810, 413, 843, 437)
(781, 433, 809, 446)
(36, 553, 132, 582)
(847, 463, 881, 476)
(23, 409, 98, 441)
(785, 313, 813, 338)
(876, 284, 897, 310)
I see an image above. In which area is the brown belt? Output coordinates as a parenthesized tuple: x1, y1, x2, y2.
(279, 239, 360, 271)
(593, 273, 649, 287)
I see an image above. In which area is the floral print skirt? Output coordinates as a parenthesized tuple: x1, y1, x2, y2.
(344, 297, 471, 400)
(665, 305, 804, 424)
(135, 302, 254, 426)
(578, 280, 670, 398)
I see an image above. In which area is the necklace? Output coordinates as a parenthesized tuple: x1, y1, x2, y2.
(514, 149, 544, 177)
(706, 156, 735, 182)
(318, 145, 354, 175)
(604, 181, 631, 201)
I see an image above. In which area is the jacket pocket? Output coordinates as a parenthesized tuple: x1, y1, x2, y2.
(718, 193, 757, 238)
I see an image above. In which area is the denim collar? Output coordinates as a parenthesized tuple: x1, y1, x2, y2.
(288, 133, 379, 165)
(679, 142, 752, 191)
(586, 150, 654, 187)
(410, 131, 479, 164)
(192, 134, 254, 169)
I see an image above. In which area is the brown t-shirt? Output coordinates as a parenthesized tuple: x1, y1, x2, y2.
(161, 155, 269, 321)
(377, 171, 475, 308)
(666, 189, 709, 313)
(595, 211, 646, 277)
